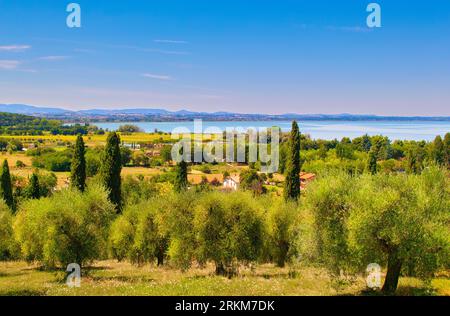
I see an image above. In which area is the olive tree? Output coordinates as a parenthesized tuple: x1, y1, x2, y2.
(348, 167, 450, 294)
(194, 192, 264, 276)
(161, 192, 198, 271)
(14, 184, 116, 268)
(109, 199, 168, 266)
(265, 200, 301, 267)
(305, 171, 355, 274)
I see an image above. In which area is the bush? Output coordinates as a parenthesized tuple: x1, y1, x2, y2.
(122, 176, 159, 206)
(86, 149, 102, 177)
(32, 150, 72, 172)
(23, 172, 57, 199)
(15, 160, 26, 168)
(132, 151, 150, 167)
(26, 147, 55, 157)
(14, 184, 116, 268)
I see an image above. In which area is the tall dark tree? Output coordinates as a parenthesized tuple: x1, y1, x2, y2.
(284, 121, 301, 201)
(431, 135, 445, 166)
(444, 132, 450, 168)
(100, 132, 122, 211)
(70, 134, 86, 192)
(368, 148, 378, 175)
(28, 173, 40, 199)
(361, 134, 372, 152)
(174, 159, 188, 193)
(0, 160, 14, 210)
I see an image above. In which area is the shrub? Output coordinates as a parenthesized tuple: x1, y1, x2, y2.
(14, 184, 116, 268)
(86, 149, 102, 177)
(240, 169, 266, 195)
(15, 160, 26, 168)
(32, 150, 72, 172)
(132, 151, 150, 167)
(122, 176, 159, 206)
(25, 147, 55, 157)
(23, 172, 57, 199)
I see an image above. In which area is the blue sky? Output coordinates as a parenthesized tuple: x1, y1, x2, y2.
(0, 0, 449, 115)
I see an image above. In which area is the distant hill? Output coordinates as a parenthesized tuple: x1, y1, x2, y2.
(0, 104, 449, 122)
(0, 112, 39, 126)
(78, 108, 170, 115)
(0, 104, 72, 115)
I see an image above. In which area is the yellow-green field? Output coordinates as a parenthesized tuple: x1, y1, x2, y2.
(0, 152, 252, 189)
(0, 261, 448, 296)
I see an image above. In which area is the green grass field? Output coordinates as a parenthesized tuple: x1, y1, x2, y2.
(0, 261, 448, 296)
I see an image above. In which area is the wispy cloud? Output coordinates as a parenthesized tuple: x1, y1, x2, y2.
(33, 38, 190, 55)
(0, 60, 20, 69)
(139, 48, 190, 55)
(0, 45, 31, 52)
(154, 39, 188, 44)
(326, 26, 372, 33)
(38, 55, 71, 61)
(142, 73, 173, 81)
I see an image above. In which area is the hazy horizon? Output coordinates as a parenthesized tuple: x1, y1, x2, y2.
(1, 1, 450, 116)
(3, 102, 450, 118)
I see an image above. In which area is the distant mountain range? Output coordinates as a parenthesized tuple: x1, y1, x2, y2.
(1, 104, 449, 122)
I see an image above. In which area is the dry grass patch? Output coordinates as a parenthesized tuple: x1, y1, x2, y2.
(0, 261, 448, 296)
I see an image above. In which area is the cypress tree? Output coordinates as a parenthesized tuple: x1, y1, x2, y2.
(174, 159, 188, 193)
(0, 160, 14, 210)
(28, 173, 40, 199)
(444, 133, 450, 168)
(368, 149, 378, 175)
(284, 121, 301, 201)
(100, 132, 122, 211)
(431, 135, 445, 166)
(70, 134, 86, 192)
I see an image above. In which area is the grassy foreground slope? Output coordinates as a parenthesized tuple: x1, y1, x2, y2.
(0, 261, 448, 296)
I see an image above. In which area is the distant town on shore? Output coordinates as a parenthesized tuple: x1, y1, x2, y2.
(1, 103, 449, 122)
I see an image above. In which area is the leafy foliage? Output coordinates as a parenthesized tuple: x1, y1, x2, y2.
(14, 184, 115, 268)
(194, 192, 264, 276)
(109, 199, 168, 265)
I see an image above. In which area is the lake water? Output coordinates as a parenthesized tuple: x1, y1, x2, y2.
(94, 120, 450, 141)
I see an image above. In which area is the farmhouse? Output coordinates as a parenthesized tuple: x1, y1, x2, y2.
(223, 175, 240, 191)
(300, 172, 316, 183)
(300, 172, 316, 190)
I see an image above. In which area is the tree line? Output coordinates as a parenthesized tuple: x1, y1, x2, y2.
(0, 112, 103, 136)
